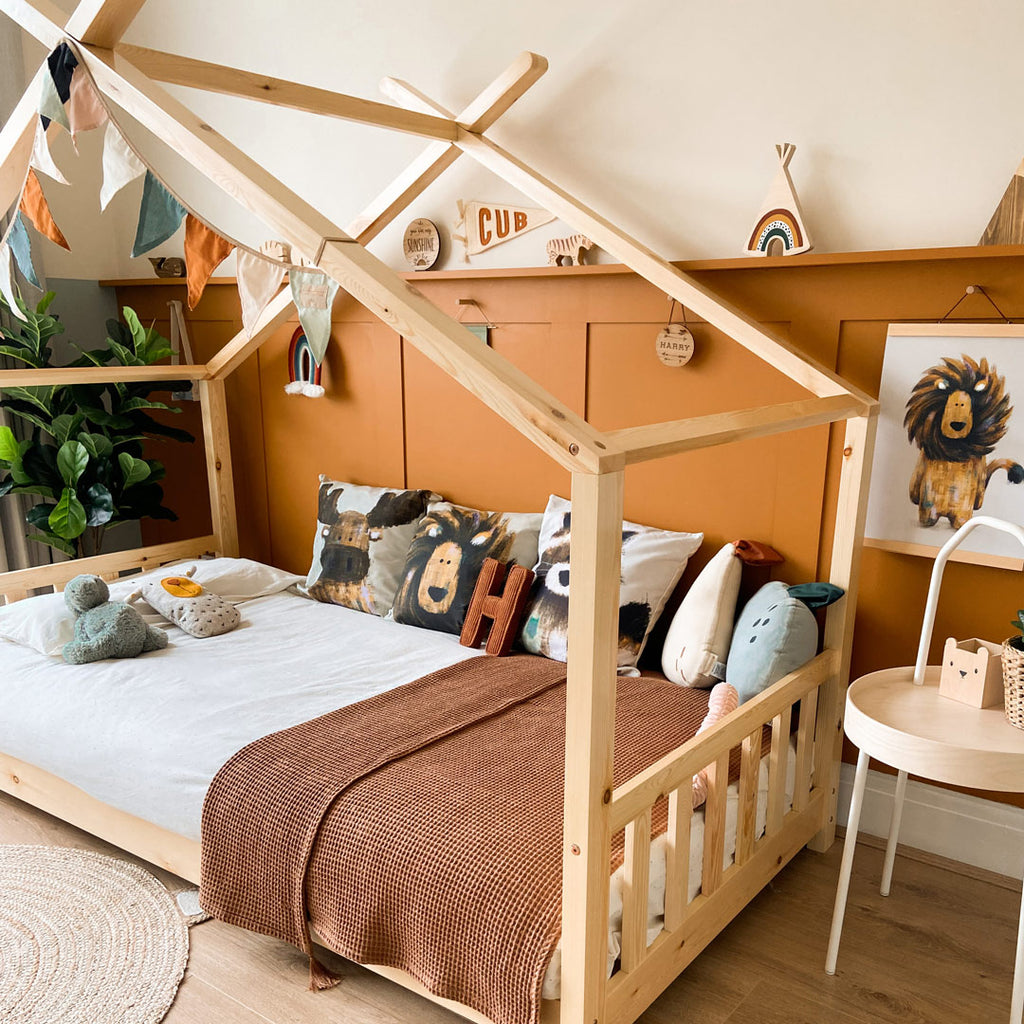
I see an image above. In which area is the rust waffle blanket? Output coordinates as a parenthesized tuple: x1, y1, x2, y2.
(200, 656, 742, 1024)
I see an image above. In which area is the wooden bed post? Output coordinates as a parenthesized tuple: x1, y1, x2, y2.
(197, 378, 240, 558)
(809, 412, 878, 852)
(561, 469, 624, 1024)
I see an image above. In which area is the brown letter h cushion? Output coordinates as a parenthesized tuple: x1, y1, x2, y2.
(460, 558, 535, 656)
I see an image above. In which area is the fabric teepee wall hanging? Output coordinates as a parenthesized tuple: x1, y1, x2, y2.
(979, 158, 1024, 245)
(743, 143, 812, 256)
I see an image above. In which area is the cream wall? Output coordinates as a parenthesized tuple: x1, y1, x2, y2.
(17, 0, 1024, 280)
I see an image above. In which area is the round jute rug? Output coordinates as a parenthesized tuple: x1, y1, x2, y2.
(0, 845, 189, 1024)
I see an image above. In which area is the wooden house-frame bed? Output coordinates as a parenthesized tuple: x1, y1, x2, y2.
(0, 3, 879, 1023)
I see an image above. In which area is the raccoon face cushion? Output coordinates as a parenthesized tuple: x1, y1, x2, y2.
(520, 495, 703, 671)
(392, 501, 542, 636)
(303, 476, 438, 617)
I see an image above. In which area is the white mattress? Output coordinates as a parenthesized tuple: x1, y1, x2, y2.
(0, 589, 483, 840)
(0, 584, 790, 998)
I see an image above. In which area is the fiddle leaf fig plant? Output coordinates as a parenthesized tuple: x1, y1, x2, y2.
(0, 289, 194, 558)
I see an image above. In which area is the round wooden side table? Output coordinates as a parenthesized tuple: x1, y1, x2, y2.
(826, 665, 1024, 1023)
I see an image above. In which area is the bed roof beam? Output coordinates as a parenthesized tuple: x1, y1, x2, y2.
(609, 394, 867, 465)
(381, 74, 872, 408)
(52, 36, 615, 474)
(0, 364, 209, 387)
(114, 45, 460, 142)
(63, 0, 146, 47)
(207, 52, 546, 381)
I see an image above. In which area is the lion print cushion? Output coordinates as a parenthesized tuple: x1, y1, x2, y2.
(392, 501, 542, 636)
(303, 477, 439, 617)
(520, 495, 703, 671)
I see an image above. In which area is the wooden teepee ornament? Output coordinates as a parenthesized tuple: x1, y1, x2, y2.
(979, 158, 1024, 245)
(744, 143, 812, 257)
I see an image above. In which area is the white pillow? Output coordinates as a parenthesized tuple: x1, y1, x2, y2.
(0, 558, 304, 657)
(108, 557, 304, 604)
(661, 542, 742, 687)
(521, 495, 702, 671)
(0, 592, 75, 657)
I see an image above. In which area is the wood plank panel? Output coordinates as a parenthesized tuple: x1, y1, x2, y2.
(766, 706, 792, 835)
(403, 322, 583, 512)
(620, 808, 652, 973)
(663, 786, 692, 932)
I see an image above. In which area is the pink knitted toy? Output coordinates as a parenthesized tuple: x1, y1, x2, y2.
(692, 682, 739, 809)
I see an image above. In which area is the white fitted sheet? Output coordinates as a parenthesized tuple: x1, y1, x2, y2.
(0, 583, 791, 997)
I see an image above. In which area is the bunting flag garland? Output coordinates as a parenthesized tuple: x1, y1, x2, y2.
(67, 70, 107, 137)
(289, 268, 339, 367)
(131, 171, 186, 258)
(183, 214, 234, 309)
(8, 214, 40, 289)
(38, 71, 70, 133)
(19, 169, 70, 250)
(236, 248, 286, 338)
(99, 121, 145, 211)
(31, 120, 68, 184)
(0, 244, 27, 321)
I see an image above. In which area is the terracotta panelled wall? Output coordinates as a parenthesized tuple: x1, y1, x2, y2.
(115, 245, 1024, 757)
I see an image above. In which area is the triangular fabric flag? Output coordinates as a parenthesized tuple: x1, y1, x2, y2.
(67, 69, 107, 137)
(236, 248, 285, 337)
(38, 71, 70, 133)
(48, 43, 77, 103)
(290, 269, 339, 364)
(0, 244, 27, 321)
(8, 214, 40, 289)
(131, 171, 186, 258)
(453, 201, 556, 256)
(183, 214, 234, 309)
(30, 119, 68, 184)
(99, 121, 145, 211)
(19, 169, 70, 251)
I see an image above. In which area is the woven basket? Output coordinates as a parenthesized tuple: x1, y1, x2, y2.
(1003, 639, 1024, 729)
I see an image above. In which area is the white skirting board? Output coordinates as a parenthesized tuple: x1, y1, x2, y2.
(837, 763, 1024, 880)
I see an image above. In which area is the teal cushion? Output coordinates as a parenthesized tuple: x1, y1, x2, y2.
(727, 581, 817, 704)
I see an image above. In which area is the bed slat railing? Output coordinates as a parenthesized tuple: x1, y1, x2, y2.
(602, 649, 838, 1024)
(0, 535, 220, 601)
(620, 807, 651, 973)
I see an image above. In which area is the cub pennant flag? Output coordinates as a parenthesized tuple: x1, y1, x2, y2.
(454, 201, 555, 257)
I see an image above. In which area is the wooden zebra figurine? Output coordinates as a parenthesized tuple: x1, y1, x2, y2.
(546, 234, 594, 266)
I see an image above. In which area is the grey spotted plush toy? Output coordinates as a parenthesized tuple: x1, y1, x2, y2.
(129, 566, 241, 638)
(62, 574, 168, 665)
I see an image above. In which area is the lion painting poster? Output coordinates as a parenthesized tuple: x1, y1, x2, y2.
(865, 324, 1024, 565)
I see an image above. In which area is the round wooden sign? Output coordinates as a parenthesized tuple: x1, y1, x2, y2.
(656, 324, 695, 367)
(403, 218, 441, 270)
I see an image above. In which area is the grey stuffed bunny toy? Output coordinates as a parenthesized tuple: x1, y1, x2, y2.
(62, 574, 168, 665)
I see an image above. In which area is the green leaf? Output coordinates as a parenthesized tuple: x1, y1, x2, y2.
(57, 440, 89, 486)
(49, 487, 87, 540)
(84, 483, 114, 526)
(51, 413, 84, 445)
(119, 397, 178, 413)
(122, 306, 147, 355)
(0, 425, 18, 463)
(0, 344, 43, 368)
(26, 531, 77, 558)
(2, 386, 55, 416)
(25, 502, 56, 529)
(118, 451, 150, 488)
(35, 291, 55, 315)
(77, 432, 113, 460)
(106, 339, 143, 366)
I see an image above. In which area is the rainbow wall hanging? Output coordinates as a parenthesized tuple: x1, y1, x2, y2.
(743, 143, 812, 257)
(285, 326, 325, 398)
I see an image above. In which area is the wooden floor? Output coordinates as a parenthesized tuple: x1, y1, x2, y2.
(1, 789, 1019, 1024)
